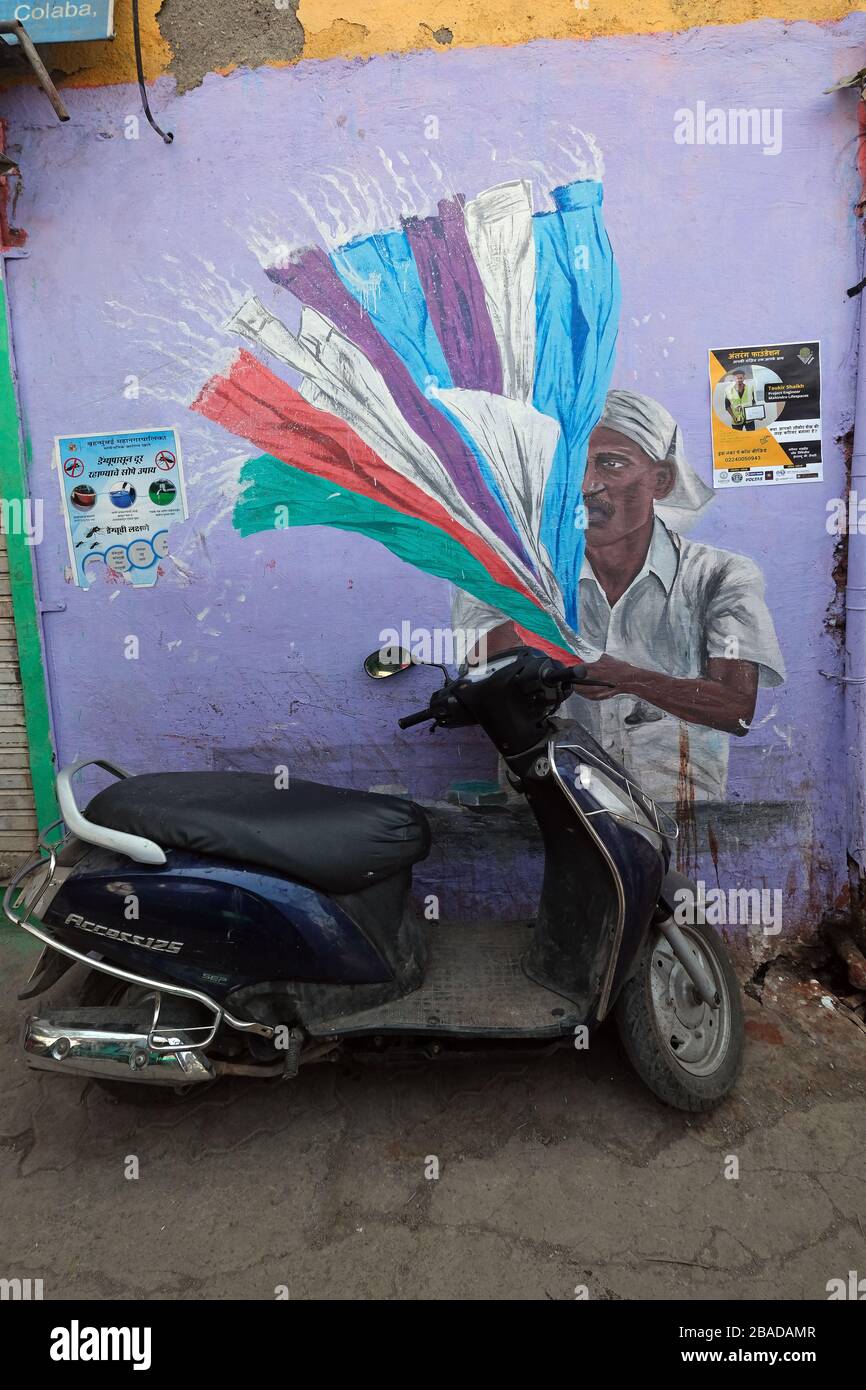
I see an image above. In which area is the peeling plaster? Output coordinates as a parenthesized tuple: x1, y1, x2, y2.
(160, 0, 304, 94)
(0, 0, 861, 91)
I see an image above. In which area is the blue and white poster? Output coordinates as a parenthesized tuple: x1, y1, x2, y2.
(0, 3, 114, 44)
(55, 428, 187, 589)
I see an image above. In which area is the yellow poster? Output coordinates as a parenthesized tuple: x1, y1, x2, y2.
(708, 342, 821, 488)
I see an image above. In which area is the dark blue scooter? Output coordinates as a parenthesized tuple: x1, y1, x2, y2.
(5, 646, 744, 1111)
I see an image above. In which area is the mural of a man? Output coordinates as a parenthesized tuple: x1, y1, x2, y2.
(452, 389, 785, 803)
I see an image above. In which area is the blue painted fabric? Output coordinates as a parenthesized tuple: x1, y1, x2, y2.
(532, 180, 620, 628)
(331, 230, 453, 395)
(332, 229, 524, 550)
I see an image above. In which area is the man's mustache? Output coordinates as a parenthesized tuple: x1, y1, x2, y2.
(584, 494, 615, 519)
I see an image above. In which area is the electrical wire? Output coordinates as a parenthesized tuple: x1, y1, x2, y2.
(132, 0, 173, 144)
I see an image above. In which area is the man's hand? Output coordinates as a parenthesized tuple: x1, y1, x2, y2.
(577, 653, 639, 699)
(575, 655, 759, 735)
(473, 627, 760, 738)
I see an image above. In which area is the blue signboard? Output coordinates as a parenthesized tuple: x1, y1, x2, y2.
(55, 429, 187, 589)
(0, 3, 114, 45)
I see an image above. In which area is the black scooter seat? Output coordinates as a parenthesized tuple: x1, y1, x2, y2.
(86, 771, 431, 894)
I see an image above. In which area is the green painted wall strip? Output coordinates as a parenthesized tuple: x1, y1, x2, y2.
(0, 256, 58, 832)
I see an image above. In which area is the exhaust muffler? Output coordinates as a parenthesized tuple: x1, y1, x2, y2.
(23, 1008, 214, 1086)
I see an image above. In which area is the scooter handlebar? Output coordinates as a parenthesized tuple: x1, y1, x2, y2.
(539, 660, 615, 691)
(398, 706, 435, 730)
(397, 653, 607, 733)
(538, 659, 587, 688)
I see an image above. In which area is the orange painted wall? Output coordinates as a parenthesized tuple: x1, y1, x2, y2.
(21, 0, 866, 88)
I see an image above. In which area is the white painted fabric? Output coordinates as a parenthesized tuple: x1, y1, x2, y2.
(464, 180, 537, 404)
(228, 297, 489, 553)
(227, 297, 578, 646)
(430, 385, 563, 610)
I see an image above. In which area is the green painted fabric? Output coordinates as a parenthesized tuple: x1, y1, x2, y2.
(233, 452, 569, 649)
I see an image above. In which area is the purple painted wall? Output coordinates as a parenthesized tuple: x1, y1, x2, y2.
(5, 18, 865, 939)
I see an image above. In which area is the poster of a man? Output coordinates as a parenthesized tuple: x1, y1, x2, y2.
(452, 389, 785, 804)
(723, 368, 758, 430)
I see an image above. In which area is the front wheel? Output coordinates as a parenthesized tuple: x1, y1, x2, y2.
(615, 918, 744, 1112)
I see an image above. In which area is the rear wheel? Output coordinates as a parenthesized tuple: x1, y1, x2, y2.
(615, 919, 744, 1112)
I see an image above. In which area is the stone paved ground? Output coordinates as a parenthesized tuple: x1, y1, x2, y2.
(0, 929, 863, 1301)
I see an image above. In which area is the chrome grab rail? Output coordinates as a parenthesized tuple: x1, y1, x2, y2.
(10, 906, 274, 1050)
(56, 759, 167, 866)
(4, 828, 274, 1053)
(2, 831, 58, 926)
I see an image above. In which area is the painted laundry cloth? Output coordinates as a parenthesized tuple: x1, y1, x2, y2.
(193, 176, 621, 657)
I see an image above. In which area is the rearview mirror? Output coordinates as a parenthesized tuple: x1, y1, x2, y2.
(363, 645, 414, 679)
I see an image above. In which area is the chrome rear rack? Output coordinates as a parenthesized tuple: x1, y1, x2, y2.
(3, 788, 273, 1053)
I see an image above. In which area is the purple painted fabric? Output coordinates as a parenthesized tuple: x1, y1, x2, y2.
(266, 249, 529, 565)
(403, 197, 503, 395)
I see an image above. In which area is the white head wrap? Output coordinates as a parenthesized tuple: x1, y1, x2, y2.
(598, 389, 713, 530)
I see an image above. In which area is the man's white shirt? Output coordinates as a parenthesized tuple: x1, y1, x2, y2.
(451, 518, 785, 803)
